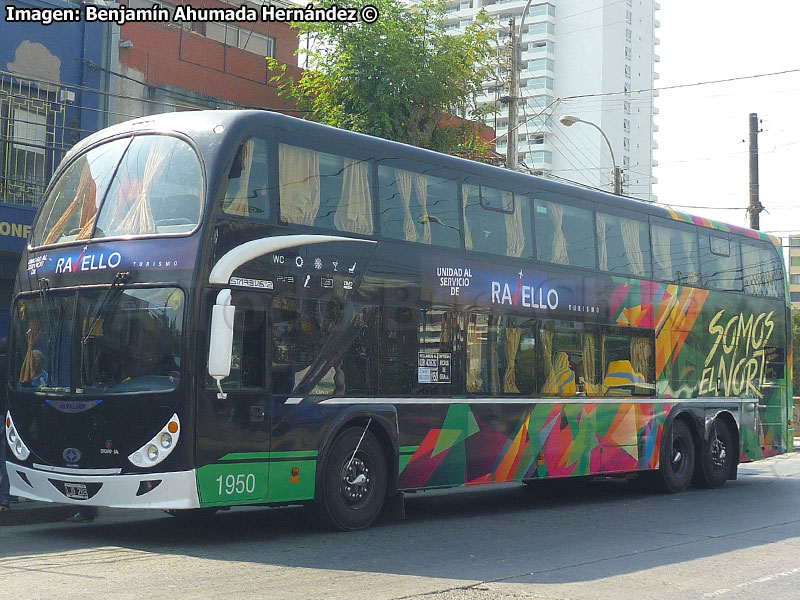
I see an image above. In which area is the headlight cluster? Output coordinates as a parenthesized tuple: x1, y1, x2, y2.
(128, 414, 181, 468)
(5, 412, 31, 461)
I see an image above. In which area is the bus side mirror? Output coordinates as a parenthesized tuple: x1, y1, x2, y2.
(208, 289, 234, 399)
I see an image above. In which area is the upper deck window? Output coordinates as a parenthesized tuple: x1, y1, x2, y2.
(534, 198, 595, 268)
(95, 136, 202, 238)
(650, 221, 700, 286)
(33, 138, 129, 247)
(278, 144, 373, 235)
(595, 211, 651, 278)
(742, 240, 784, 298)
(463, 183, 532, 258)
(33, 135, 203, 247)
(378, 164, 461, 248)
(222, 138, 269, 220)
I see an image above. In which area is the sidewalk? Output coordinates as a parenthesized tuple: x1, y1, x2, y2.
(0, 499, 80, 527)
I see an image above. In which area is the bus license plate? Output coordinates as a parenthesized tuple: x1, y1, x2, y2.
(64, 483, 88, 500)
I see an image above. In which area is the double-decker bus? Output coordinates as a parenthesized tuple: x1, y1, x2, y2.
(4, 110, 792, 530)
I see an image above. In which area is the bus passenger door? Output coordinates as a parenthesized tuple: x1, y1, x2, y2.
(195, 289, 272, 507)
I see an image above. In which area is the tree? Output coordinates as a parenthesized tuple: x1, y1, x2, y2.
(792, 310, 800, 397)
(269, 0, 498, 158)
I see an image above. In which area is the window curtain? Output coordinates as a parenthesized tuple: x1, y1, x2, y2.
(504, 192, 525, 257)
(548, 202, 569, 265)
(225, 139, 254, 217)
(462, 184, 473, 250)
(596, 213, 608, 271)
(43, 162, 97, 245)
(631, 337, 650, 380)
(679, 230, 697, 283)
(279, 145, 320, 226)
(395, 168, 416, 242)
(117, 138, 172, 235)
(503, 327, 522, 393)
(334, 158, 373, 234)
(582, 332, 597, 391)
(466, 316, 484, 393)
(18, 318, 43, 383)
(540, 327, 554, 380)
(413, 173, 431, 244)
(620, 217, 645, 276)
(652, 225, 672, 278)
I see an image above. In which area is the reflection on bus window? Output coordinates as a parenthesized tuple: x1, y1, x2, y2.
(595, 212, 651, 278)
(272, 298, 375, 396)
(534, 199, 595, 268)
(378, 165, 461, 248)
(12, 295, 75, 392)
(33, 138, 129, 247)
(742, 241, 783, 298)
(94, 135, 203, 238)
(222, 138, 269, 220)
(278, 144, 373, 235)
(463, 184, 532, 258)
(699, 233, 742, 292)
(466, 314, 536, 395)
(599, 333, 653, 397)
(651, 222, 699, 286)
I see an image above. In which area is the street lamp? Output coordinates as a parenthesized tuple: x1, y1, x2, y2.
(559, 115, 623, 195)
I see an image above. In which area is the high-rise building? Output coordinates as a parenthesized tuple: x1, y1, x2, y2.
(445, 0, 659, 200)
(790, 236, 800, 309)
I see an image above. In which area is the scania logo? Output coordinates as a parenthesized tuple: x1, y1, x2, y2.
(63, 448, 82, 463)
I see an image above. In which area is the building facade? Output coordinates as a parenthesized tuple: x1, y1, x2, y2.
(445, 0, 659, 200)
(0, 0, 303, 336)
(790, 236, 800, 309)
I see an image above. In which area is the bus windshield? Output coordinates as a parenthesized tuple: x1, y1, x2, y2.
(11, 287, 185, 394)
(32, 134, 203, 247)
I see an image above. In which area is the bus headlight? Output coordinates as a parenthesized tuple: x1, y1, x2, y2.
(5, 412, 31, 461)
(128, 414, 180, 468)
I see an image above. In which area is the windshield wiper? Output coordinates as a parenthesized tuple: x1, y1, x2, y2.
(80, 271, 130, 387)
(80, 271, 131, 347)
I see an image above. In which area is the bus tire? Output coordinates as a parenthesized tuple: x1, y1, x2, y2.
(317, 427, 387, 531)
(656, 419, 695, 493)
(692, 418, 736, 489)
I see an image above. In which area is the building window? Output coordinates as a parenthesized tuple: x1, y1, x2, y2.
(624, 65, 631, 79)
(624, 100, 631, 114)
(623, 155, 630, 167)
(623, 119, 631, 133)
(623, 137, 631, 151)
(625, 46, 632, 60)
(206, 23, 276, 58)
(624, 83, 631, 97)
(626, 10, 632, 24)
(626, 28, 632, 43)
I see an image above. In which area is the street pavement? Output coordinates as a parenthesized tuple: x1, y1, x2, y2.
(3, 445, 800, 599)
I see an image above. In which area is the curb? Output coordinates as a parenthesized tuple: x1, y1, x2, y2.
(0, 502, 79, 527)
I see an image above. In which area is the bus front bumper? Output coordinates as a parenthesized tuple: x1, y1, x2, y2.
(6, 463, 201, 510)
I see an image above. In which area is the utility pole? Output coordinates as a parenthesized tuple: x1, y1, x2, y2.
(502, 18, 518, 171)
(748, 112, 763, 230)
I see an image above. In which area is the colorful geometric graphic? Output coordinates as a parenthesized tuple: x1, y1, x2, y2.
(398, 402, 671, 489)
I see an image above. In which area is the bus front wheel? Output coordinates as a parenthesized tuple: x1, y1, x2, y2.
(318, 427, 387, 531)
(692, 418, 736, 489)
(656, 419, 695, 493)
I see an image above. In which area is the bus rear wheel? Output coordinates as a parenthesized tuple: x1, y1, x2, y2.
(318, 427, 387, 531)
(656, 419, 695, 493)
(692, 418, 736, 489)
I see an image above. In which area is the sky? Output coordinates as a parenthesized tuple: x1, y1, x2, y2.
(653, 0, 800, 245)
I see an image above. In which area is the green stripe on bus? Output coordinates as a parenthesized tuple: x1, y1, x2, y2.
(220, 450, 318, 461)
(399, 446, 419, 454)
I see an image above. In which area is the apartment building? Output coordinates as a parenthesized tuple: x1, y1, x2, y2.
(445, 0, 659, 200)
(790, 236, 800, 309)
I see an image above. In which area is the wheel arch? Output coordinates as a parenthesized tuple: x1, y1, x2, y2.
(315, 405, 399, 502)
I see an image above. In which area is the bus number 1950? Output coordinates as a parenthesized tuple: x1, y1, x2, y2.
(216, 473, 256, 496)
